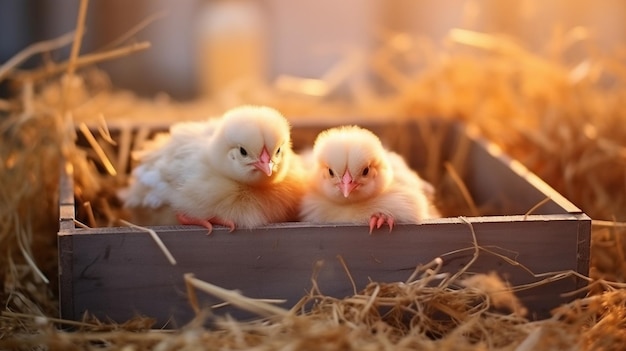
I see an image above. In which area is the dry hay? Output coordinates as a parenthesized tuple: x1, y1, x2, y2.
(2, 1, 626, 350)
(3, 260, 626, 350)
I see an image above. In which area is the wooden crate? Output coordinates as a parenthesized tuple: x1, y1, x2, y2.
(58, 119, 590, 327)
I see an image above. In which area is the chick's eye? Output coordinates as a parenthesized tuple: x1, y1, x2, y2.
(362, 167, 369, 176)
(328, 168, 334, 177)
(276, 147, 281, 155)
(239, 147, 248, 156)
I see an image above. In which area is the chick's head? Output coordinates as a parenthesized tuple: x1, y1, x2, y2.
(216, 106, 292, 184)
(313, 126, 392, 203)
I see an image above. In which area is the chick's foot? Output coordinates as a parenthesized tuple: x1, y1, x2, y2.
(176, 213, 236, 235)
(369, 213, 395, 234)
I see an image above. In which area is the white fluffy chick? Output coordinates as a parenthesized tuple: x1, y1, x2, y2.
(300, 125, 440, 233)
(122, 105, 305, 233)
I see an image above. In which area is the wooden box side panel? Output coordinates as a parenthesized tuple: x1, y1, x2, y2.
(458, 128, 580, 216)
(576, 216, 592, 280)
(58, 233, 75, 322)
(60, 216, 586, 327)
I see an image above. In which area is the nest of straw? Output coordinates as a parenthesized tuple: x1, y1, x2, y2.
(2, 2, 626, 350)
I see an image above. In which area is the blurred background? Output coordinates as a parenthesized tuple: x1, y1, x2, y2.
(1, 0, 625, 100)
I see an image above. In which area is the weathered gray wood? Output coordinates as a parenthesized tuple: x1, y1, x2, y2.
(59, 214, 588, 327)
(461, 132, 578, 216)
(59, 119, 591, 327)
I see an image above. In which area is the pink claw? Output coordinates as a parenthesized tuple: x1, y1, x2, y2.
(209, 217, 236, 233)
(369, 213, 395, 234)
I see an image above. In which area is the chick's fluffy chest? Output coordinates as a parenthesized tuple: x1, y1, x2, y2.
(177, 164, 303, 229)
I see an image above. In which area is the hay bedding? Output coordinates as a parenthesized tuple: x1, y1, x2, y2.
(2, 1, 626, 350)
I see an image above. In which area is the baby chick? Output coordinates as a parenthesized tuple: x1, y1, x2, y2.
(122, 105, 305, 233)
(300, 125, 440, 233)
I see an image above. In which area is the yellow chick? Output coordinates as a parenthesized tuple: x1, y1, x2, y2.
(121, 105, 305, 233)
(300, 125, 440, 233)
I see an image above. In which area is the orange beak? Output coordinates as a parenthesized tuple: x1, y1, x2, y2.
(338, 170, 358, 198)
(253, 147, 273, 176)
